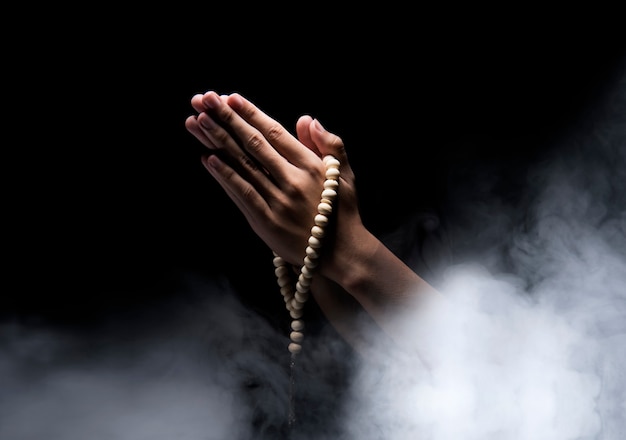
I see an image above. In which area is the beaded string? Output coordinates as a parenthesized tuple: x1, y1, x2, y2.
(271, 154, 340, 428)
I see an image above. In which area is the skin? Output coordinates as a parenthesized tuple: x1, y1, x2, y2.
(185, 91, 445, 359)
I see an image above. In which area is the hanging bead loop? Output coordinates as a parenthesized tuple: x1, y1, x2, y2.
(271, 154, 341, 355)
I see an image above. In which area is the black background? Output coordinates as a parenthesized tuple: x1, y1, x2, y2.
(4, 11, 625, 332)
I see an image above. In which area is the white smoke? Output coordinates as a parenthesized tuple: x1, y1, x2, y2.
(343, 71, 626, 439)
(0, 278, 291, 440)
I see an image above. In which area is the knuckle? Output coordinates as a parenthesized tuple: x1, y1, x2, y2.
(240, 184, 256, 202)
(265, 123, 286, 143)
(243, 132, 265, 154)
(329, 134, 345, 153)
(305, 160, 326, 181)
(272, 196, 294, 220)
(212, 129, 231, 148)
(283, 182, 301, 199)
(215, 105, 235, 125)
(240, 152, 260, 172)
(237, 101, 257, 120)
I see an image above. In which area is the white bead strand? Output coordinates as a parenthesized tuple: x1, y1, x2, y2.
(271, 155, 340, 356)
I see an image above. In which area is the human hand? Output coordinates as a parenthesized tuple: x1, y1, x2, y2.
(185, 91, 358, 271)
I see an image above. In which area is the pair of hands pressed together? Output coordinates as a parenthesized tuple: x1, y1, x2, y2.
(185, 91, 361, 279)
(185, 91, 443, 357)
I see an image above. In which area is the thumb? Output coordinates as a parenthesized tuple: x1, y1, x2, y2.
(309, 119, 352, 178)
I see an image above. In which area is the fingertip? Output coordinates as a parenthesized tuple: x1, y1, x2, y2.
(310, 118, 347, 163)
(202, 91, 221, 109)
(190, 94, 207, 112)
(184, 114, 196, 127)
(296, 114, 313, 131)
(312, 118, 325, 133)
(227, 93, 245, 110)
(201, 154, 219, 171)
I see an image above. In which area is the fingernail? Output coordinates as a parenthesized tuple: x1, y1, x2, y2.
(203, 92, 221, 109)
(203, 154, 220, 171)
(228, 93, 244, 110)
(313, 119, 325, 132)
(198, 114, 215, 129)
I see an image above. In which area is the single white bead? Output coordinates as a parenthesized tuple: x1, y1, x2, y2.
(295, 282, 309, 294)
(297, 273, 312, 286)
(308, 236, 322, 248)
(290, 309, 303, 319)
(273, 256, 285, 267)
(317, 202, 332, 215)
(291, 298, 304, 309)
(324, 179, 339, 190)
(322, 189, 337, 200)
(314, 214, 329, 227)
(280, 285, 293, 296)
(277, 276, 291, 287)
(305, 245, 319, 258)
(325, 157, 340, 168)
(311, 225, 325, 238)
(288, 342, 302, 354)
(303, 256, 318, 269)
(290, 331, 304, 343)
(291, 320, 304, 330)
(325, 168, 340, 180)
(301, 265, 313, 277)
(275, 266, 289, 277)
(295, 291, 309, 303)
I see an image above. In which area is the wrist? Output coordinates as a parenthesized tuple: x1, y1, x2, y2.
(319, 225, 380, 293)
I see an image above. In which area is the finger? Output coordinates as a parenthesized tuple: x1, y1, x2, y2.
(295, 115, 321, 157)
(185, 115, 218, 149)
(225, 93, 319, 170)
(186, 93, 231, 149)
(191, 92, 229, 113)
(201, 92, 304, 186)
(309, 119, 355, 181)
(190, 93, 207, 113)
(195, 107, 281, 201)
(187, 92, 278, 199)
